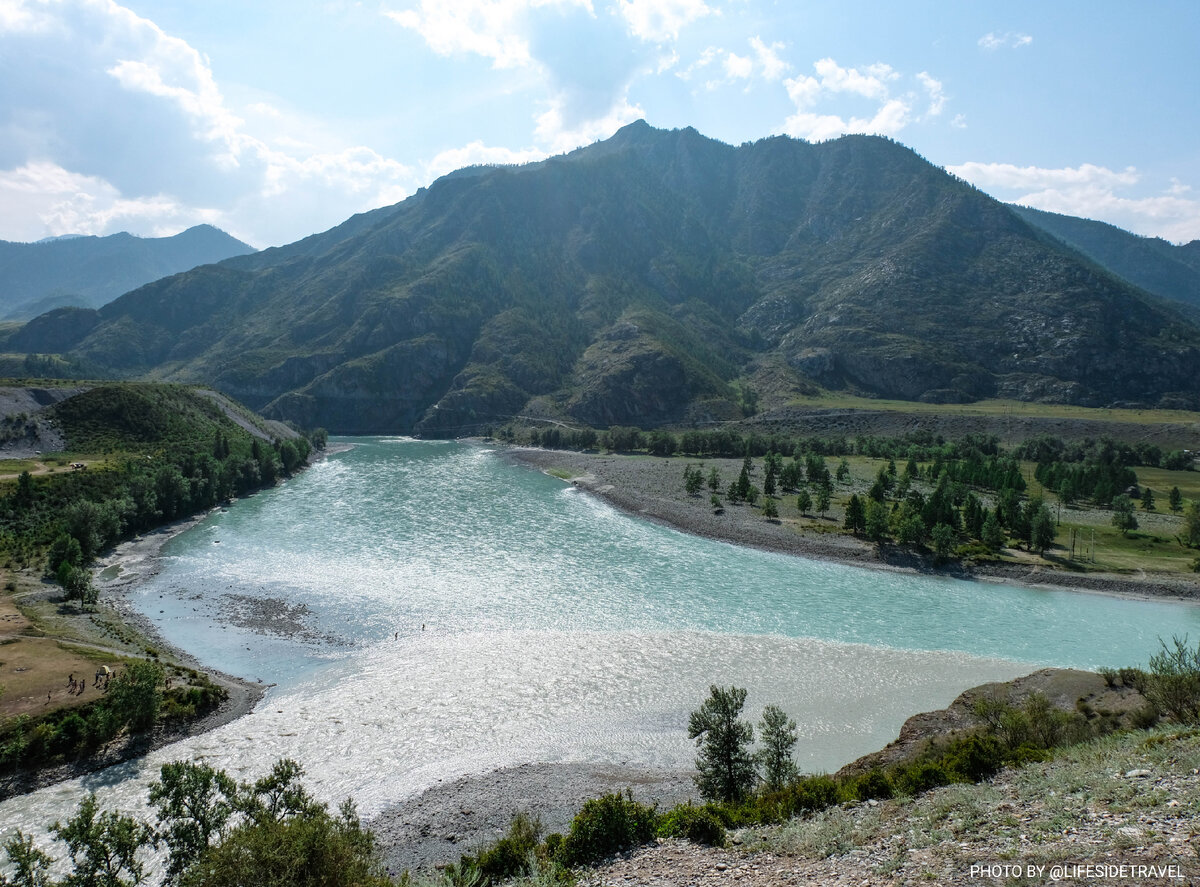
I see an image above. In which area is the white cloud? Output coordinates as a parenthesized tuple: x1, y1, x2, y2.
(916, 71, 945, 117)
(978, 31, 1032, 50)
(781, 58, 921, 141)
(749, 36, 789, 82)
(951, 113, 967, 129)
(383, 0, 596, 69)
(425, 141, 548, 180)
(945, 161, 1140, 191)
(535, 95, 644, 154)
(0, 0, 419, 246)
(948, 161, 1200, 244)
(616, 0, 711, 43)
(0, 161, 221, 241)
(723, 51, 752, 80)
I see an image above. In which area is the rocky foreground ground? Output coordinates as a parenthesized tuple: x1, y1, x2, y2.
(580, 727, 1200, 887)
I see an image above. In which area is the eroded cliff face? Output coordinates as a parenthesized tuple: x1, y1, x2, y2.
(7, 122, 1200, 433)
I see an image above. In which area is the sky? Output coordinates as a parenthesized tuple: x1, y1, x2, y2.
(1, 0, 1198, 249)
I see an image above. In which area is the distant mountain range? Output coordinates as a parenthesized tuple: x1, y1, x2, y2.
(1010, 205, 1200, 316)
(4, 122, 1200, 434)
(0, 225, 255, 320)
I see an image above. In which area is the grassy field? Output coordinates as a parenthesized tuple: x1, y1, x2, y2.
(780, 393, 1200, 427)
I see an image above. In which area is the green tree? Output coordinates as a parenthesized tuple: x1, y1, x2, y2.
(683, 465, 703, 497)
(1169, 486, 1183, 513)
(150, 761, 239, 885)
(1141, 486, 1156, 511)
(796, 488, 812, 515)
(814, 485, 831, 518)
(745, 485, 760, 507)
(756, 704, 798, 792)
(52, 794, 153, 887)
(47, 532, 84, 576)
(1029, 504, 1056, 555)
(843, 494, 866, 534)
(707, 466, 721, 493)
(106, 660, 164, 732)
(931, 522, 956, 562)
(1185, 503, 1200, 547)
(864, 499, 889, 542)
(762, 497, 778, 519)
(0, 831, 54, 887)
(1111, 494, 1138, 536)
(14, 470, 33, 509)
(835, 458, 850, 483)
(688, 685, 756, 803)
(981, 511, 1005, 551)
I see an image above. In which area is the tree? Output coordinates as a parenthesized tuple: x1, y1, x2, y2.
(150, 761, 239, 885)
(14, 470, 33, 509)
(1029, 504, 1056, 555)
(844, 494, 865, 534)
(106, 660, 164, 732)
(835, 458, 850, 483)
(1111, 494, 1138, 536)
(0, 831, 54, 887)
(1184, 503, 1200, 548)
(688, 685, 756, 803)
(762, 497, 778, 519)
(52, 794, 153, 887)
(864, 499, 889, 542)
(930, 522, 956, 562)
(814, 485, 831, 518)
(1144, 635, 1200, 725)
(683, 465, 703, 497)
(745, 485, 760, 507)
(981, 511, 1005, 552)
(756, 704, 798, 792)
(1141, 486, 1156, 511)
(796, 488, 812, 515)
(763, 465, 777, 498)
(707, 466, 721, 493)
(1169, 486, 1183, 513)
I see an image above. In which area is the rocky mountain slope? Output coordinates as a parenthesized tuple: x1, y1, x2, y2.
(0, 225, 255, 319)
(1012, 205, 1200, 315)
(6, 123, 1200, 434)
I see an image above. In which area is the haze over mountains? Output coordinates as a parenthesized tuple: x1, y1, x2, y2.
(0, 225, 255, 320)
(5, 122, 1200, 434)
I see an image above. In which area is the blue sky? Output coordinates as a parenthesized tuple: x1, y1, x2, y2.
(1, 0, 1197, 248)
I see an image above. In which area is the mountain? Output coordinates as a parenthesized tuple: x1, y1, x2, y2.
(6, 122, 1200, 434)
(1011, 205, 1200, 315)
(0, 225, 256, 319)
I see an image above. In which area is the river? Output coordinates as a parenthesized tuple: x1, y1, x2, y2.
(2, 437, 1196, 844)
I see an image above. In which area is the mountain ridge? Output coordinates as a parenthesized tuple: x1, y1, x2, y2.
(6, 123, 1200, 433)
(0, 224, 256, 320)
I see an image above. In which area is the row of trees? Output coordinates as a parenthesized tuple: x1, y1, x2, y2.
(1, 758, 389, 887)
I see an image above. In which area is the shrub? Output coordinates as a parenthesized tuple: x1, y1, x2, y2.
(777, 774, 842, 817)
(555, 792, 658, 868)
(1145, 636, 1200, 724)
(847, 768, 893, 801)
(474, 813, 541, 883)
(656, 803, 726, 846)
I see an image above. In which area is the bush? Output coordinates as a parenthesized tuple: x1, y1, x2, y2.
(1145, 636, 1200, 724)
(474, 813, 541, 883)
(847, 768, 893, 801)
(777, 774, 842, 817)
(656, 803, 727, 846)
(555, 792, 658, 868)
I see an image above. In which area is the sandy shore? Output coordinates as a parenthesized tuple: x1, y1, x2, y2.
(503, 447, 1200, 604)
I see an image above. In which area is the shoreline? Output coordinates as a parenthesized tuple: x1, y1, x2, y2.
(0, 446, 354, 800)
(502, 446, 1200, 606)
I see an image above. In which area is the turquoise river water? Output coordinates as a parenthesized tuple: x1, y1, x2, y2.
(2, 437, 1196, 843)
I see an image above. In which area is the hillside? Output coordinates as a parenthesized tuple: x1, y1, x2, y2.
(1012, 205, 1200, 315)
(0, 225, 255, 319)
(7, 123, 1200, 434)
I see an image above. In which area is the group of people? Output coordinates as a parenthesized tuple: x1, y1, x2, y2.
(50, 669, 112, 702)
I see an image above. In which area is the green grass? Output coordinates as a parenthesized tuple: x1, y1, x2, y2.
(782, 394, 1200, 427)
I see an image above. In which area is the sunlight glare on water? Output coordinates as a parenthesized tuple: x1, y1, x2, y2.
(1, 438, 1196, 841)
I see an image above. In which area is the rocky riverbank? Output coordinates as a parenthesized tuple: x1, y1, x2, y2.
(504, 447, 1200, 604)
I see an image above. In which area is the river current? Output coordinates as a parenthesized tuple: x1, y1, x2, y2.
(2, 437, 1196, 841)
